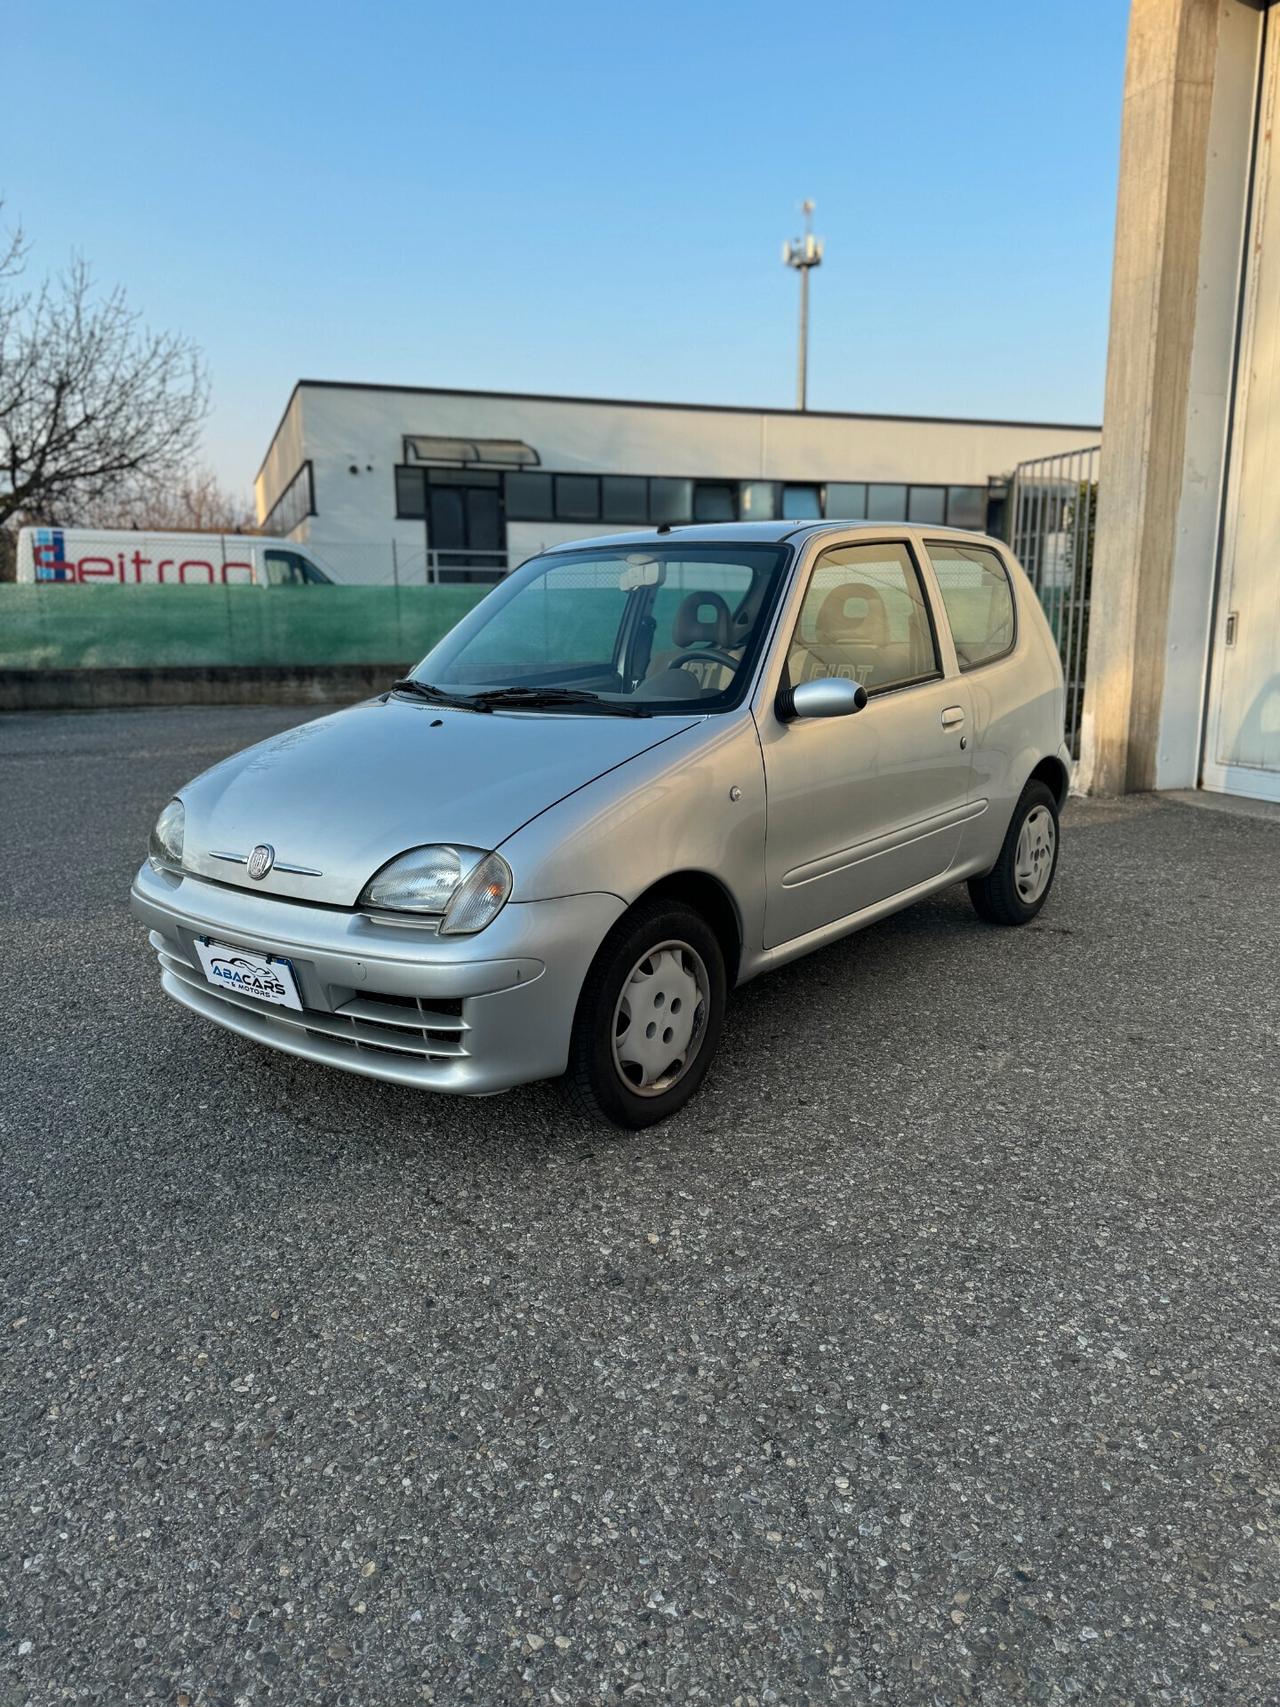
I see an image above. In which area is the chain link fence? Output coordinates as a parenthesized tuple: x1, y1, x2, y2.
(300, 541, 525, 586)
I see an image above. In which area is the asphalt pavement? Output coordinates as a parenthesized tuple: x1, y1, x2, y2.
(2, 705, 1278, 1706)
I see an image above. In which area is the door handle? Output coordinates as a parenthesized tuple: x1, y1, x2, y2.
(941, 706, 965, 729)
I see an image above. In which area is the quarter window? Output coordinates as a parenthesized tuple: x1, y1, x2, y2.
(788, 542, 939, 694)
(926, 542, 1016, 670)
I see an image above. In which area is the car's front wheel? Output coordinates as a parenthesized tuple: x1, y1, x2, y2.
(565, 898, 727, 1128)
(968, 778, 1060, 925)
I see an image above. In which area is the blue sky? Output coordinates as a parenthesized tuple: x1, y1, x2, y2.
(7, 0, 1127, 497)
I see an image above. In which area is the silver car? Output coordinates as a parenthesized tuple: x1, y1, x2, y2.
(132, 521, 1069, 1127)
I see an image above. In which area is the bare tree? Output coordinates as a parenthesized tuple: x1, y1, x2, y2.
(0, 207, 209, 534)
(84, 465, 256, 534)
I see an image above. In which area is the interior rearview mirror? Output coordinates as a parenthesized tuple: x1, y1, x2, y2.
(777, 676, 868, 721)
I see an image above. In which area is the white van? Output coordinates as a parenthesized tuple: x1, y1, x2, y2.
(15, 527, 335, 587)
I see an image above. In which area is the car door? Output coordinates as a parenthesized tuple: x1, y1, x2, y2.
(756, 537, 973, 949)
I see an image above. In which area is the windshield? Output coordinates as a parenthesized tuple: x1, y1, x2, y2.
(409, 542, 793, 714)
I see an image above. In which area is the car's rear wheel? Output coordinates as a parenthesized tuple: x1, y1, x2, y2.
(968, 779, 1060, 925)
(565, 898, 727, 1128)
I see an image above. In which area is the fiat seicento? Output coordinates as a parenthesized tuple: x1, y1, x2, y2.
(131, 521, 1069, 1127)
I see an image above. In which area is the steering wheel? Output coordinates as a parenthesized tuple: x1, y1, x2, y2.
(668, 646, 741, 674)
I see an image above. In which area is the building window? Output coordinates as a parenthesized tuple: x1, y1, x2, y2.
(395, 465, 427, 519)
(693, 481, 736, 522)
(782, 483, 821, 519)
(867, 483, 908, 521)
(601, 475, 648, 522)
(907, 486, 947, 524)
(825, 482, 866, 520)
(740, 481, 777, 520)
(262, 461, 315, 537)
(448, 467, 992, 536)
(504, 470, 554, 520)
(946, 485, 987, 530)
(553, 474, 600, 521)
(649, 478, 694, 524)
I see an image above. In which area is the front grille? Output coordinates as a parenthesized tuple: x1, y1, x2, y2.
(149, 933, 469, 1065)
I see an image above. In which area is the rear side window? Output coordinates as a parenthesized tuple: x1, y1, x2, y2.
(926, 542, 1016, 670)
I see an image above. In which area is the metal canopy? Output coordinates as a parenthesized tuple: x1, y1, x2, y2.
(403, 435, 541, 468)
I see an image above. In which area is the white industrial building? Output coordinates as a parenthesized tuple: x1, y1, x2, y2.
(254, 381, 1100, 584)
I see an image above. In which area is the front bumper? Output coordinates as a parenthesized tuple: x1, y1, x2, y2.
(130, 861, 625, 1095)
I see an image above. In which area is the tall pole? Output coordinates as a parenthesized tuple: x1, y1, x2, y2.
(797, 263, 810, 411)
(783, 200, 823, 411)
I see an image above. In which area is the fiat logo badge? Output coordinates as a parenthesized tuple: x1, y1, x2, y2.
(247, 843, 275, 881)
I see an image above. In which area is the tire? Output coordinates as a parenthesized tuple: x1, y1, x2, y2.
(564, 897, 727, 1128)
(968, 780, 1060, 926)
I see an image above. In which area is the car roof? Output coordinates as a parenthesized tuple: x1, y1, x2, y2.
(543, 519, 997, 552)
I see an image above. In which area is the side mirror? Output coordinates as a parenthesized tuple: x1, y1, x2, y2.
(777, 676, 868, 722)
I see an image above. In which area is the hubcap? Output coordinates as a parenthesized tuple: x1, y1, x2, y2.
(1014, 804, 1056, 903)
(610, 939, 710, 1097)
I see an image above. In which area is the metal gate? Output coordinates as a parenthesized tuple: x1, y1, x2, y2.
(1007, 445, 1099, 756)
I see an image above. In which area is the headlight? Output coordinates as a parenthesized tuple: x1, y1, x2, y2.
(148, 798, 185, 873)
(359, 845, 513, 934)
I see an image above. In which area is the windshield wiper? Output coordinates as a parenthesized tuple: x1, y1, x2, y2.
(467, 686, 650, 717)
(388, 678, 491, 712)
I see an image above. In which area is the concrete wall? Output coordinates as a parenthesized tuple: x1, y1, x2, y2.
(1080, 0, 1262, 793)
(0, 665, 402, 714)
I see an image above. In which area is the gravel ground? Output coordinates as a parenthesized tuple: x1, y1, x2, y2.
(1, 705, 1278, 1707)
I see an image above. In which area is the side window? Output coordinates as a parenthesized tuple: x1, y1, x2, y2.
(265, 550, 329, 587)
(787, 542, 939, 694)
(264, 551, 301, 586)
(926, 543, 1016, 670)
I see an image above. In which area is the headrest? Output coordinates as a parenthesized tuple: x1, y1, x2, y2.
(815, 581, 889, 646)
(673, 590, 732, 649)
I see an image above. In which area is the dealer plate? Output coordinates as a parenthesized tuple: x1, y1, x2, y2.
(194, 939, 303, 1011)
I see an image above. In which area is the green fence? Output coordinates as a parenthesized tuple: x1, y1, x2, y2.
(0, 585, 489, 671)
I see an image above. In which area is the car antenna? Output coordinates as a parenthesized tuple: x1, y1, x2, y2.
(656, 522, 673, 534)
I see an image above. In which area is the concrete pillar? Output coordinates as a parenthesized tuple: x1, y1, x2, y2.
(1079, 0, 1229, 794)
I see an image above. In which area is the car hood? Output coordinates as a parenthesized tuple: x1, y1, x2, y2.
(177, 696, 699, 906)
